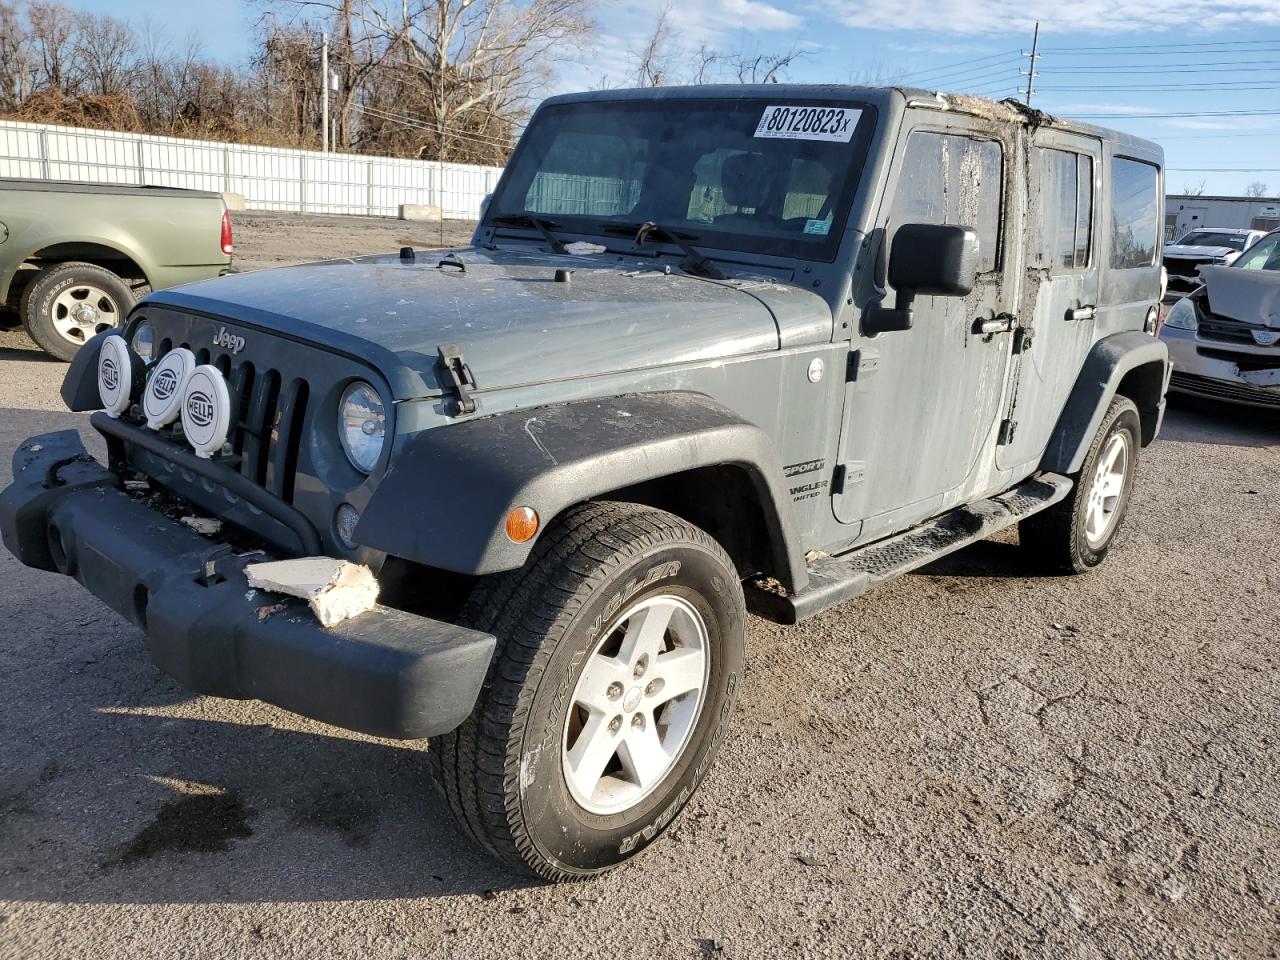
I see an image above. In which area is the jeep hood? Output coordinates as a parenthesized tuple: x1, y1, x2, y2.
(148, 247, 832, 400)
(1198, 265, 1280, 327)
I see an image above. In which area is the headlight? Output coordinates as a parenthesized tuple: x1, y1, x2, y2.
(131, 320, 156, 362)
(338, 381, 386, 473)
(1163, 297, 1198, 331)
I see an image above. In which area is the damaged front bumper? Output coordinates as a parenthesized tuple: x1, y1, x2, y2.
(0, 430, 495, 739)
(1161, 324, 1280, 409)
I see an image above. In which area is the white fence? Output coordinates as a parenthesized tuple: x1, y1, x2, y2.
(0, 120, 504, 220)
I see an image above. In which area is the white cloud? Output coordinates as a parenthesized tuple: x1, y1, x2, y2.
(827, 0, 1280, 33)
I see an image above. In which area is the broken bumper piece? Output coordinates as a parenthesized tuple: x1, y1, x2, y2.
(0, 430, 496, 740)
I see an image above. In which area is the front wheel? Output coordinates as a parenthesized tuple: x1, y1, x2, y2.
(429, 501, 746, 881)
(1020, 395, 1141, 574)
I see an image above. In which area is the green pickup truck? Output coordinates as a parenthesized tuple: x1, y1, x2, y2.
(0, 179, 233, 360)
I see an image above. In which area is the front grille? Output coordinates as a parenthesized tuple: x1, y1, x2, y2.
(1197, 347, 1280, 372)
(1198, 313, 1267, 345)
(1164, 257, 1209, 280)
(1170, 371, 1280, 407)
(155, 336, 310, 503)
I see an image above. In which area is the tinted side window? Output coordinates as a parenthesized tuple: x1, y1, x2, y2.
(891, 131, 1002, 272)
(1110, 157, 1159, 269)
(1032, 148, 1093, 271)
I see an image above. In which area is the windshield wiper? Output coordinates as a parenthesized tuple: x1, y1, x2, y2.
(602, 221, 726, 280)
(489, 212, 568, 254)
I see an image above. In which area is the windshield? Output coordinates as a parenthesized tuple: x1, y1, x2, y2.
(1176, 230, 1248, 250)
(1233, 232, 1280, 271)
(486, 98, 877, 261)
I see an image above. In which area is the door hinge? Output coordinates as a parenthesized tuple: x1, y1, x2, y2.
(830, 462, 865, 495)
(435, 343, 477, 416)
(997, 418, 1017, 446)
(1013, 327, 1033, 354)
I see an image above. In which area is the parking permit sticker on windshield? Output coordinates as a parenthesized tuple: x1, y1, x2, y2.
(755, 105, 860, 142)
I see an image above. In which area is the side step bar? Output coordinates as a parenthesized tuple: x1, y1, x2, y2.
(748, 473, 1073, 624)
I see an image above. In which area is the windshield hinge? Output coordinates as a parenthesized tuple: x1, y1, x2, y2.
(435, 344, 477, 416)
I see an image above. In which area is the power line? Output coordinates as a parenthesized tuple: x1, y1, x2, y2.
(1043, 38, 1280, 52)
(891, 48, 1021, 82)
(1068, 108, 1280, 119)
(352, 102, 515, 152)
(1167, 167, 1280, 172)
(1039, 82, 1280, 91)
(1038, 62, 1280, 73)
(897, 59, 1024, 87)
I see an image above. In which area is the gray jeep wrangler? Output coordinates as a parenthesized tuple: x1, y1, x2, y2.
(0, 86, 1170, 881)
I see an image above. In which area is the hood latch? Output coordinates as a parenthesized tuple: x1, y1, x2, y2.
(435, 344, 477, 416)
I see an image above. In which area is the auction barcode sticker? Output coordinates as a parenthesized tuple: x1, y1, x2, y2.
(755, 105, 860, 142)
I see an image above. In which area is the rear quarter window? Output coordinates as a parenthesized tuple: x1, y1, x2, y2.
(1110, 157, 1159, 269)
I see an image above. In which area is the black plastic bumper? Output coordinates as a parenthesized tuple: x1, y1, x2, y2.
(0, 430, 496, 740)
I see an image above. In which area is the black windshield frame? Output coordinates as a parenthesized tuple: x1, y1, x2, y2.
(485, 97, 878, 263)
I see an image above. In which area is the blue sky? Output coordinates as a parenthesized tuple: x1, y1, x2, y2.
(87, 0, 1280, 196)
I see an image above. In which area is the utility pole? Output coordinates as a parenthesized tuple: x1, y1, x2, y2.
(320, 32, 330, 153)
(1021, 21, 1041, 106)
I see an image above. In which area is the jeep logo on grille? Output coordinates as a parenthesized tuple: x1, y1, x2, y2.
(213, 326, 246, 355)
(186, 391, 215, 427)
(151, 368, 179, 400)
(100, 356, 119, 391)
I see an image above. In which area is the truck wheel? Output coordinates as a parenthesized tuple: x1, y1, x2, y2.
(21, 262, 134, 361)
(430, 501, 746, 880)
(1020, 395, 1141, 574)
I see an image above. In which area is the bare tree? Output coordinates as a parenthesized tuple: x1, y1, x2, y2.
(1245, 180, 1269, 198)
(1181, 180, 1206, 197)
(630, 5, 676, 87)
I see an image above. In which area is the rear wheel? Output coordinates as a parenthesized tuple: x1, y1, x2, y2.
(21, 262, 134, 361)
(429, 501, 746, 880)
(1020, 395, 1141, 573)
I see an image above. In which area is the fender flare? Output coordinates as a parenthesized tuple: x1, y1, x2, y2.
(1, 233, 156, 303)
(1040, 331, 1171, 475)
(355, 391, 809, 592)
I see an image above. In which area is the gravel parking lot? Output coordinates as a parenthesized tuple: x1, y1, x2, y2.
(1, 212, 1277, 959)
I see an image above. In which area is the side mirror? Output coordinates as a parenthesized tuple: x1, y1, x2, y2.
(863, 223, 980, 334)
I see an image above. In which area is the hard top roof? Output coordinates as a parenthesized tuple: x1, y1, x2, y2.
(541, 84, 1163, 161)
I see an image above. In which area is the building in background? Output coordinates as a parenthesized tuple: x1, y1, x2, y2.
(1166, 194, 1280, 242)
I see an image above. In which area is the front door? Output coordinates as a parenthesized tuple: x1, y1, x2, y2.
(833, 119, 1015, 537)
(996, 129, 1102, 471)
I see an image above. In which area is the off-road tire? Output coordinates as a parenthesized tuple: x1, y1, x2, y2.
(21, 262, 133, 361)
(429, 501, 746, 881)
(1020, 395, 1141, 574)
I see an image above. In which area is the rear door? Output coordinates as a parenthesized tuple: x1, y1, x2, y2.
(996, 129, 1101, 471)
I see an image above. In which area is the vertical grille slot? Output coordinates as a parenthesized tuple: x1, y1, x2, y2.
(266, 378, 309, 502)
(228, 361, 255, 454)
(241, 369, 281, 484)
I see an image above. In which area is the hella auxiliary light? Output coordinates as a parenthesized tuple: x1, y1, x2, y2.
(181, 364, 233, 459)
(142, 347, 197, 430)
(97, 335, 143, 418)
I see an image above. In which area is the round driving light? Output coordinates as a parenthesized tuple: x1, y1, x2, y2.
(338, 381, 386, 474)
(505, 506, 539, 543)
(143, 347, 196, 430)
(131, 320, 156, 362)
(1144, 304, 1159, 335)
(97, 335, 138, 418)
(181, 364, 232, 459)
(335, 503, 361, 549)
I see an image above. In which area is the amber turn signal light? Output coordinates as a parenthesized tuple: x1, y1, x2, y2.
(505, 506, 540, 543)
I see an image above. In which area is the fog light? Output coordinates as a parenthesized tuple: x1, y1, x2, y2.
(505, 506, 539, 543)
(97, 335, 137, 418)
(143, 346, 196, 430)
(1144, 304, 1159, 335)
(335, 503, 361, 549)
(180, 364, 232, 459)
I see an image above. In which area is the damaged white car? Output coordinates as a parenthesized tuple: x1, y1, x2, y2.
(1163, 228, 1265, 293)
(1160, 228, 1280, 408)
